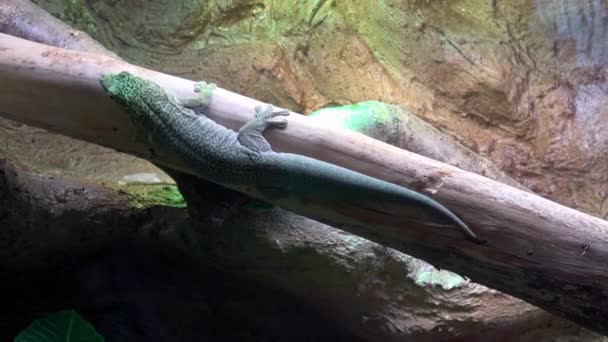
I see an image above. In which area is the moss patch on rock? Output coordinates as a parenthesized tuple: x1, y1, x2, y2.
(119, 183, 186, 209)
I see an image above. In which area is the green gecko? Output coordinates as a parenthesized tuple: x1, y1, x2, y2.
(100, 72, 484, 244)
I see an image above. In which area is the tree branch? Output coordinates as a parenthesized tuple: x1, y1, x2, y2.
(0, 0, 117, 58)
(1, 33, 607, 333)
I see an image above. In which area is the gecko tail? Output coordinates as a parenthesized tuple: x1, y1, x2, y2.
(431, 203, 486, 244)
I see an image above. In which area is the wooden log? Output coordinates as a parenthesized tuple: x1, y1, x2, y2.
(1, 33, 607, 333)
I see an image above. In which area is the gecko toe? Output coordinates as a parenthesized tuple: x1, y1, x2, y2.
(194, 81, 216, 94)
(268, 118, 289, 128)
(254, 104, 275, 119)
(270, 109, 290, 118)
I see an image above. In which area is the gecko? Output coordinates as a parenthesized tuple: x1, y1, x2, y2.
(100, 72, 484, 244)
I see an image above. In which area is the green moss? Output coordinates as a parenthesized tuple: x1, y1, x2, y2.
(412, 263, 466, 290)
(33, 0, 98, 38)
(309, 101, 395, 132)
(120, 183, 186, 209)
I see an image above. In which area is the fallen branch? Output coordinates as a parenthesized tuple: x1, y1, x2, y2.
(0, 0, 117, 58)
(1, 33, 608, 333)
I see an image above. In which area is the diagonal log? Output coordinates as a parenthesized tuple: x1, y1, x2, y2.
(0, 33, 607, 334)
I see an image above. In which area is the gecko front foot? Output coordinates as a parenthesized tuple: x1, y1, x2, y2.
(254, 104, 290, 129)
(181, 81, 217, 111)
(193, 81, 216, 106)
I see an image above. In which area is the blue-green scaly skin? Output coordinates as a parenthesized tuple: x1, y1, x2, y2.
(100, 72, 483, 244)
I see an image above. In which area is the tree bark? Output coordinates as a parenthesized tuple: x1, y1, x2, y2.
(1, 33, 608, 334)
(0, 0, 117, 58)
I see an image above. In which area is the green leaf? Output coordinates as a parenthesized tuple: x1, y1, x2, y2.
(14, 310, 104, 342)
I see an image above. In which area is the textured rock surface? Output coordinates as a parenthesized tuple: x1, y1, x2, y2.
(0, 117, 172, 186)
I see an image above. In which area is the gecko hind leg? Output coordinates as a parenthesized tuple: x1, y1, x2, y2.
(237, 104, 290, 152)
(254, 104, 290, 128)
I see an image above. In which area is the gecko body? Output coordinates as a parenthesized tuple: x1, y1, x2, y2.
(100, 72, 483, 244)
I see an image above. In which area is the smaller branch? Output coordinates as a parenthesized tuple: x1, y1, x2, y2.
(0, 0, 118, 58)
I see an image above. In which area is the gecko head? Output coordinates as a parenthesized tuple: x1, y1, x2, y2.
(100, 72, 142, 105)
